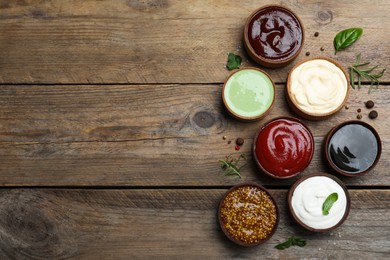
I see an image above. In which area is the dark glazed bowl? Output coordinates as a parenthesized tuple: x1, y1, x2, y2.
(286, 57, 350, 120)
(253, 117, 314, 179)
(288, 173, 351, 232)
(218, 182, 279, 246)
(324, 120, 382, 177)
(244, 5, 304, 68)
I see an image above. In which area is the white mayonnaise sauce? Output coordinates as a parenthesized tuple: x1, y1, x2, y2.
(289, 59, 348, 114)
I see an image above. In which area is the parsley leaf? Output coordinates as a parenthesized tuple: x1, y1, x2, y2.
(226, 52, 242, 70)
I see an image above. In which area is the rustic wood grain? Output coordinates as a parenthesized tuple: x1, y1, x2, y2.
(1, 1, 388, 259)
(0, 0, 389, 84)
(1, 84, 388, 186)
(0, 189, 388, 259)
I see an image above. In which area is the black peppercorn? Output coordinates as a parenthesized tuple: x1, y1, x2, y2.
(314, 32, 319, 37)
(369, 110, 378, 119)
(236, 138, 244, 146)
(365, 100, 375, 109)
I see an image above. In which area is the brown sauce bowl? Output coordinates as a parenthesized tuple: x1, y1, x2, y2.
(218, 182, 279, 246)
(244, 5, 304, 68)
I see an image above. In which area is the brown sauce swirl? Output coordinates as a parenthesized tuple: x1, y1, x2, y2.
(248, 7, 303, 61)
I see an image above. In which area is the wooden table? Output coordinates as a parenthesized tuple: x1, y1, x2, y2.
(1, 1, 389, 258)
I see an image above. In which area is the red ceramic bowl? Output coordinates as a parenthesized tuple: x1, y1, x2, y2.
(218, 182, 279, 246)
(253, 117, 314, 179)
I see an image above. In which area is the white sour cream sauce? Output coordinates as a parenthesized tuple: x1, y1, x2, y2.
(289, 59, 348, 114)
(291, 176, 347, 229)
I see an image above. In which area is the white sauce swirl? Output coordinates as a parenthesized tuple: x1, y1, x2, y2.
(289, 59, 348, 114)
(291, 176, 347, 229)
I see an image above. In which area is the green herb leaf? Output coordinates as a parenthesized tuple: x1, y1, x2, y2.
(322, 193, 338, 215)
(219, 153, 246, 178)
(349, 53, 386, 93)
(275, 239, 293, 250)
(293, 237, 307, 247)
(275, 237, 306, 250)
(334, 28, 363, 54)
(226, 52, 242, 70)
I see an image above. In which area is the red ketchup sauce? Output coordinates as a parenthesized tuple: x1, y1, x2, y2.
(254, 118, 314, 178)
(247, 6, 303, 61)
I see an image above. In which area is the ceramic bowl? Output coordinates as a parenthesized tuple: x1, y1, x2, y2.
(222, 67, 275, 121)
(288, 173, 351, 232)
(324, 120, 382, 177)
(244, 5, 304, 68)
(286, 57, 350, 120)
(253, 117, 314, 179)
(218, 182, 279, 246)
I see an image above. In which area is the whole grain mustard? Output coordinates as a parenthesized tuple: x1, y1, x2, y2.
(220, 185, 278, 245)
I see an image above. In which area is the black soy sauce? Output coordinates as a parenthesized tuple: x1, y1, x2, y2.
(328, 124, 378, 173)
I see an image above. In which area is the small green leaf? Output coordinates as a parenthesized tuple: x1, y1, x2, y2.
(322, 193, 338, 215)
(275, 238, 293, 250)
(292, 237, 306, 247)
(275, 237, 306, 250)
(226, 52, 242, 70)
(334, 28, 363, 54)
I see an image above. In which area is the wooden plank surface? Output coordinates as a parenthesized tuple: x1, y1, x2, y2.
(1, 84, 389, 186)
(0, 0, 389, 84)
(0, 189, 388, 259)
(1, 0, 389, 259)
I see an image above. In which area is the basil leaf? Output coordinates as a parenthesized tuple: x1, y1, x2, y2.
(226, 52, 242, 70)
(275, 237, 306, 250)
(292, 237, 306, 247)
(275, 238, 293, 250)
(322, 193, 338, 215)
(334, 28, 363, 54)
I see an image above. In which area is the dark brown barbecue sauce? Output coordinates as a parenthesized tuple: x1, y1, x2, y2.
(247, 6, 303, 61)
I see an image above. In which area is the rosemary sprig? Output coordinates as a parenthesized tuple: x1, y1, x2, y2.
(219, 153, 246, 178)
(349, 53, 386, 93)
